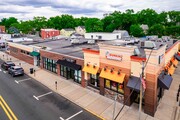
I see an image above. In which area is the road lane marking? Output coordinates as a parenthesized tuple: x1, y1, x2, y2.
(0, 69, 1, 71)
(3, 71, 6, 73)
(59, 110, 83, 120)
(59, 117, 65, 120)
(0, 101, 13, 120)
(0, 96, 18, 120)
(33, 91, 53, 100)
(15, 78, 31, 84)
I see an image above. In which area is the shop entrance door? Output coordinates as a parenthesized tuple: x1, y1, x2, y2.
(67, 68, 75, 80)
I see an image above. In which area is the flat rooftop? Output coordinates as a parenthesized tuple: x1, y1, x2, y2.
(21, 38, 99, 58)
(15, 38, 176, 59)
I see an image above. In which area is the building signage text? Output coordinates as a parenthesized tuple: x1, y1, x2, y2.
(106, 51, 123, 61)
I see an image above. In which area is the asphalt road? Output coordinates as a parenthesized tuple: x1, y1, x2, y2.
(0, 59, 101, 120)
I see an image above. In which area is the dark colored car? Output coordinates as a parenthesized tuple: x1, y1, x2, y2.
(1, 61, 15, 70)
(8, 66, 24, 77)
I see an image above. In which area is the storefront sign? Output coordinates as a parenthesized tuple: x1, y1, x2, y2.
(63, 57, 76, 63)
(106, 51, 123, 61)
(158, 54, 164, 64)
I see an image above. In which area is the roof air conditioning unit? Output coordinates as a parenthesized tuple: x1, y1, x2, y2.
(141, 41, 156, 49)
(88, 40, 95, 44)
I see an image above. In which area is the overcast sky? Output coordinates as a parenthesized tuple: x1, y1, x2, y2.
(0, 0, 179, 21)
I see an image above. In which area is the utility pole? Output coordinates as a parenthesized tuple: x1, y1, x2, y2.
(112, 93, 118, 120)
(139, 61, 145, 120)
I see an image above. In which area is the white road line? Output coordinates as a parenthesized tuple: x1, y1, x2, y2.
(59, 110, 83, 120)
(14, 78, 31, 84)
(33, 91, 53, 101)
(0, 69, 1, 71)
(3, 71, 6, 73)
(59, 117, 65, 120)
(33, 95, 39, 100)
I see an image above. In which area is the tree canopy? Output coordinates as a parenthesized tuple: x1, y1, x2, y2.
(0, 9, 179, 38)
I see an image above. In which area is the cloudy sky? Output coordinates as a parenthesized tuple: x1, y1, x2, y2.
(0, 0, 179, 20)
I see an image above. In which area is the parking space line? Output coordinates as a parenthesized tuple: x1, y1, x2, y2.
(33, 91, 53, 100)
(3, 71, 6, 73)
(59, 117, 64, 120)
(0, 69, 1, 71)
(15, 78, 31, 84)
(59, 110, 83, 120)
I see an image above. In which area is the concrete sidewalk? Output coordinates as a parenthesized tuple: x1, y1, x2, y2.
(0, 52, 179, 120)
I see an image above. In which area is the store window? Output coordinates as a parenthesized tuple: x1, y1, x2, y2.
(43, 57, 57, 73)
(74, 70, 81, 84)
(89, 74, 100, 89)
(105, 79, 124, 94)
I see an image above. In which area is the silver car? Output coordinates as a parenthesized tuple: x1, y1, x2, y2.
(8, 66, 24, 77)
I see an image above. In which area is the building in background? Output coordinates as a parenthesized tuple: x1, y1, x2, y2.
(140, 24, 149, 34)
(60, 28, 75, 37)
(112, 30, 129, 39)
(0, 26, 5, 33)
(41, 29, 60, 39)
(85, 32, 122, 40)
(75, 26, 86, 36)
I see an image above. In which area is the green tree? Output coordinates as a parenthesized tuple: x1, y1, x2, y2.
(0, 17, 18, 29)
(148, 24, 165, 37)
(168, 11, 180, 26)
(137, 9, 158, 27)
(60, 14, 75, 29)
(102, 15, 115, 32)
(130, 24, 144, 37)
(33, 16, 47, 31)
(166, 26, 180, 38)
(85, 18, 103, 32)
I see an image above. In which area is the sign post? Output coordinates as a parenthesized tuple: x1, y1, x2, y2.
(55, 81, 57, 90)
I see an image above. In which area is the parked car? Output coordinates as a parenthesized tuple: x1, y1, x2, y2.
(1, 61, 15, 70)
(8, 66, 24, 77)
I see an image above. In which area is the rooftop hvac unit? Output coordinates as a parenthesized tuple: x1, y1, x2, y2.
(88, 40, 95, 44)
(70, 39, 80, 44)
(141, 41, 156, 49)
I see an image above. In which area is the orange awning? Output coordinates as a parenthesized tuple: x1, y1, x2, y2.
(172, 59, 178, 67)
(168, 65, 175, 75)
(82, 65, 99, 75)
(100, 68, 125, 83)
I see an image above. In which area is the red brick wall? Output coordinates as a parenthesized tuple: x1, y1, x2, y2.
(41, 30, 60, 39)
(0, 26, 5, 33)
(9, 46, 34, 65)
(144, 73, 158, 116)
(40, 50, 85, 86)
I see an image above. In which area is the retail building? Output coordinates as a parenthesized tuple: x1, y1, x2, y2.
(7, 38, 180, 116)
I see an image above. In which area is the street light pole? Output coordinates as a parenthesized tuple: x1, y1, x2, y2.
(112, 93, 118, 120)
(139, 61, 145, 120)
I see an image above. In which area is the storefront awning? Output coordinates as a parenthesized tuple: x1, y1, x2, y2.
(174, 54, 180, 61)
(30, 51, 40, 56)
(168, 65, 175, 75)
(56, 59, 81, 70)
(82, 65, 99, 75)
(172, 59, 178, 67)
(100, 68, 125, 83)
(158, 71, 173, 90)
(127, 76, 141, 92)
